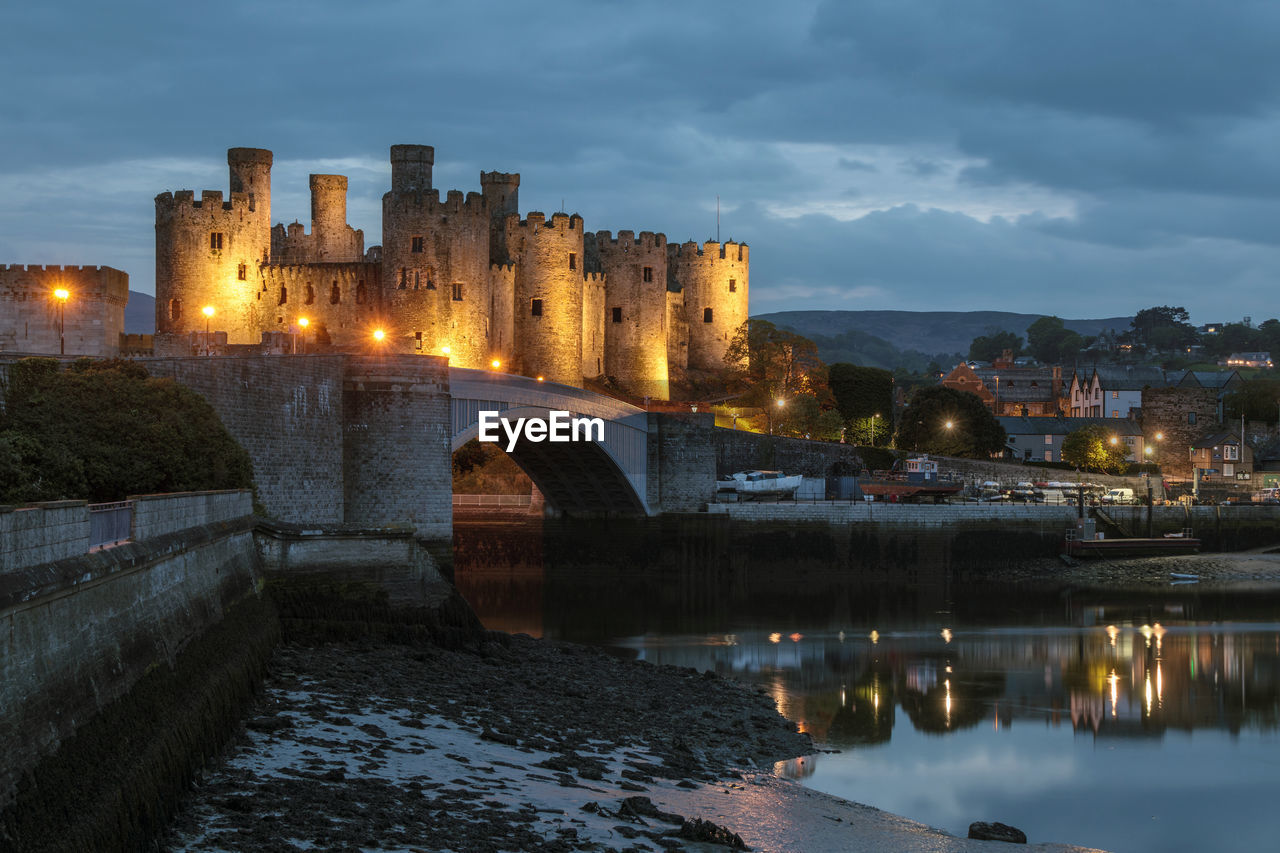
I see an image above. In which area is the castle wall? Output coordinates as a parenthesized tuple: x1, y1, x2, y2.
(506, 212, 584, 385)
(481, 172, 520, 264)
(589, 230, 670, 400)
(269, 175, 364, 265)
(257, 262, 382, 350)
(582, 272, 606, 380)
(669, 240, 749, 371)
(666, 289, 688, 374)
(489, 263, 516, 364)
(382, 187, 492, 367)
(0, 265, 128, 357)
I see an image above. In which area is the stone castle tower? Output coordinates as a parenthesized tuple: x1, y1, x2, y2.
(154, 145, 749, 399)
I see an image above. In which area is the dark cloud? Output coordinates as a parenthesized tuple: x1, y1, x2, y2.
(838, 158, 877, 172)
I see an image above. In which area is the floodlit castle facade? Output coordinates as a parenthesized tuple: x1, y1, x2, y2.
(154, 146, 748, 400)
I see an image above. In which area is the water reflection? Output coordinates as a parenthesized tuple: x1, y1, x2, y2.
(454, 518, 1280, 852)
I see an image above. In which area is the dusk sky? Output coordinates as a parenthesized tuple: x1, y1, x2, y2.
(2, 0, 1277, 322)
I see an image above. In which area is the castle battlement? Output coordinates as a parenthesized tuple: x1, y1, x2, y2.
(512, 211, 582, 231)
(583, 271, 607, 283)
(3, 264, 127, 276)
(489, 262, 516, 273)
(589, 230, 667, 250)
(383, 187, 486, 217)
(260, 261, 379, 280)
(669, 239, 749, 263)
(480, 171, 520, 186)
(155, 189, 255, 214)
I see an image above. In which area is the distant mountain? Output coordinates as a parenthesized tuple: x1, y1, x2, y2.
(126, 291, 154, 334)
(759, 310, 1132, 369)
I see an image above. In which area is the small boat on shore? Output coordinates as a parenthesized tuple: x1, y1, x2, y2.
(1064, 535, 1202, 558)
(720, 470, 803, 500)
(860, 455, 963, 503)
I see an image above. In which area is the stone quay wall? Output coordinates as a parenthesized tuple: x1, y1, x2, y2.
(0, 490, 258, 815)
(0, 500, 90, 573)
(713, 429, 864, 478)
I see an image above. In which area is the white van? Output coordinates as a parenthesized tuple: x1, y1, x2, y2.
(1101, 487, 1135, 505)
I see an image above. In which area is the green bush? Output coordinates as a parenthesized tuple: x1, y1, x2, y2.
(0, 358, 254, 503)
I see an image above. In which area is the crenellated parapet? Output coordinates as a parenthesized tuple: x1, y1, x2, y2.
(668, 239, 749, 371)
(383, 187, 487, 218)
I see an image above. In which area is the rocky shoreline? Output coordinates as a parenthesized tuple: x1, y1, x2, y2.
(163, 632, 1106, 853)
(993, 548, 1280, 589)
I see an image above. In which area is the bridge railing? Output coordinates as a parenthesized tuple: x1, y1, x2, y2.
(89, 500, 132, 549)
(452, 494, 533, 507)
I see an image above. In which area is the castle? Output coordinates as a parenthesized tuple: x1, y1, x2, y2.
(155, 146, 749, 399)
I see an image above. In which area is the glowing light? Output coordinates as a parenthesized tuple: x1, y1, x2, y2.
(441, 345, 451, 355)
(1109, 669, 1119, 717)
(941, 627, 953, 644)
(1145, 673, 1153, 716)
(536, 375, 545, 382)
(202, 305, 215, 318)
(1109, 436, 1118, 445)
(776, 398, 786, 408)
(768, 632, 782, 644)
(1155, 432, 1164, 441)
(945, 678, 952, 728)
(372, 329, 385, 341)
(298, 317, 309, 328)
(789, 632, 803, 643)
(1106, 624, 1119, 647)
(869, 630, 879, 645)
(944, 420, 954, 430)
(54, 288, 69, 301)
(1145, 446, 1153, 456)
(1157, 662, 1164, 706)
(491, 359, 501, 369)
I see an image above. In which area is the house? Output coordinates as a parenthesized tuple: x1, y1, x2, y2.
(941, 359, 1065, 416)
(1189, 432, 1254, 483)
(1224, 352, 1272, 369)
(1068, 365, 1169, 419)
(1177, 369, 1243, 423)
(997, 416, 1146, 464)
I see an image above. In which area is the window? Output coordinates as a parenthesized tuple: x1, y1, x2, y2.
(330, 282, 341, 304)
(568, 253, 576, 270)
(414, 331, 423, 351)
(169, 299, 181, 321)
(399, 268, 407, 289)
(531, 298, 543, 317)
(426, 267, 436, 289)
(703, 307, 713, 323)
(1045, 451, 1053, 462)
(1112, 409, 1119, 418)
(1044, 434, 1053, 445)
(356, 282, 367, 305)
(643, 266, 653, 282)
(411, 236, 424, 253)
(1112, 390, 1120, 399)
(305, 284, 315, 305)
(611, 307, 622, 323)
(729, 279, 736, 293)
(210, 232, 223, 250)
(1225, 444, 1240, 461)
(452, 282, 463, 301)
(237, 263, 247, 281)
(278, 286, 287, 305)
(414, 270, 420, 290)
(1188, 412, 1197, 425)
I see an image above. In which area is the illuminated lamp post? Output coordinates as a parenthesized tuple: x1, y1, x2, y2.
(53, 288, 69, 355)
(491, 358, 502, 371)
(202, 305, 215, 355)
(296, 317, 308, 354)
(771, 397, 786, 435)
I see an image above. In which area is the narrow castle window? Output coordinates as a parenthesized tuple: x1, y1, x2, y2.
(238, 263, 247, 281)
(415, 331, 423, 351)
(278, 286, 288, 305)
(568, 253, 576, 270)
(703, 307, 713, 323)
(729, 278, 736, 293)
(330, 282, 341, 304)
(356, 282, 368, 305)
(210, 232, 223, 251)
(643, 266, 653, 282)
(531, 298, 543, 317)
(399, 268, 407, 289)
(414, 270, 420, 290)
(305, 283, 314, 305)
(452, 282, 463, 301)
(611, 307, 622, 324)
(169, 299, 181, 321)
(411, 236, 424, 253)
(426, 266, 437, 290)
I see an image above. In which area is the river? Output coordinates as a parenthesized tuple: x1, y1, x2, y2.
(454, 516, 1280, 853)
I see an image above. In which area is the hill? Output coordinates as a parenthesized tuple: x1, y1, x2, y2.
(126, 291, 155, 334)
(759, 310, 1132, 370)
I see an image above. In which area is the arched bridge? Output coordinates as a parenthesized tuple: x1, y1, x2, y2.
(448, 368, 650, 514)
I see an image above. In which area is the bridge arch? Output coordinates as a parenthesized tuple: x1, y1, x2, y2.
(449, 368, 650, 514)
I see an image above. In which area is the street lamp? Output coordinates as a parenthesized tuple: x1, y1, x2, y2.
(491, 359, 502, 370)
(202, 305, 215, 355)
(53, 288, 69, 355)
(373, 328, 386, 342)
(296, 317, 308, 354)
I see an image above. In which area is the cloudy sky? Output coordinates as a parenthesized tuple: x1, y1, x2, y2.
(2, 0, 1277, 321)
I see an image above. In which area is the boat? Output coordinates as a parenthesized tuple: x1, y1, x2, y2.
(720, 470, 803, 500)
(1063, 532, 1201, 558)
(860, 455, 963, 503)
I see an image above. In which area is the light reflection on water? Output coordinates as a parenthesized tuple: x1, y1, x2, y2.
(453, 520, 1280, 853)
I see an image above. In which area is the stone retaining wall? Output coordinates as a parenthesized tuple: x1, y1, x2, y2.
(0, 501, 90, 572)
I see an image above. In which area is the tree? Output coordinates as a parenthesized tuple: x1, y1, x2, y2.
(1224, 378, 1280, 424)
(1026, 316, 1084, 365)
(1060, 425, 1129, 474)
(967, 331, 1023, 363)
(828, 364, 893, 419)
(1201, 323, 1264, 359)
(893, 386, 1006, 458)
(724, 319, 826, 402)
(0, 358, 255, 504)
(1130, 306, 1196, 351)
